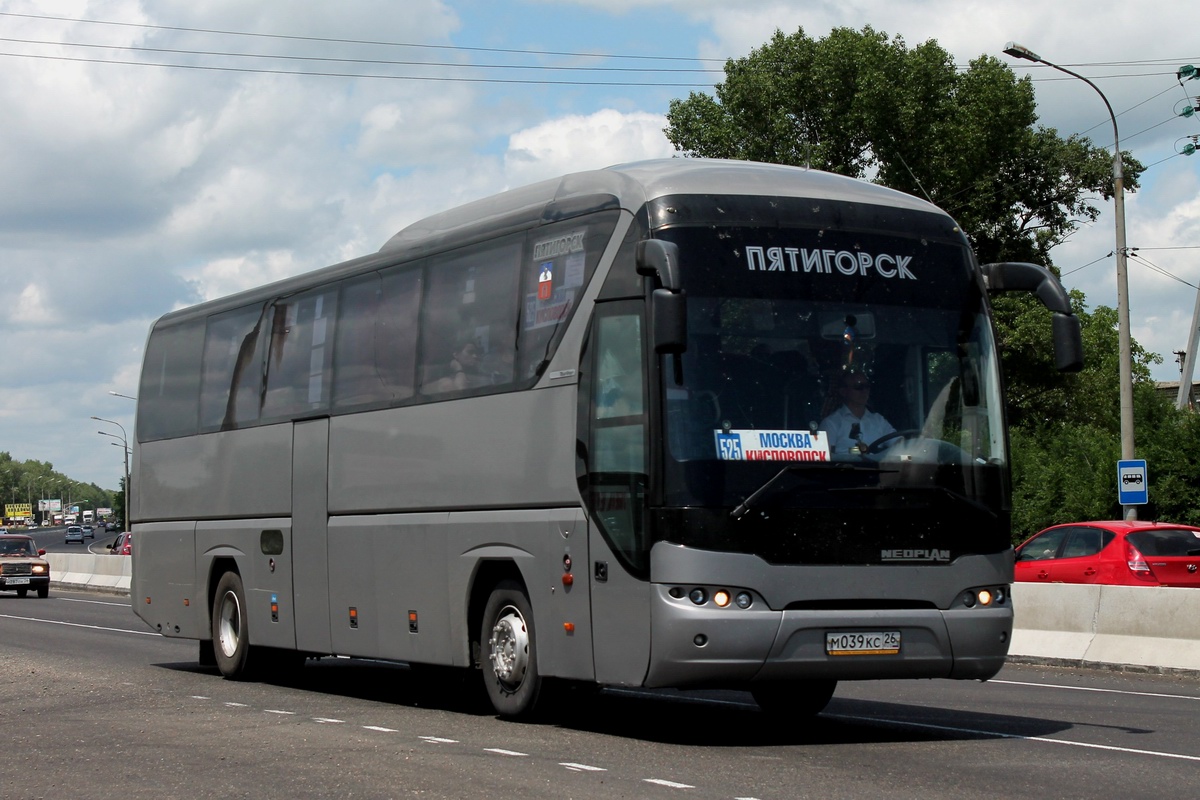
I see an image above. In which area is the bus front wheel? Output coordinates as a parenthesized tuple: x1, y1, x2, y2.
(751, 679, 837, 716)
(212, 571, 252, 679)
(480, 580, 542, 718)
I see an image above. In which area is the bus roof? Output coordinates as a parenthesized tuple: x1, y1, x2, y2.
(380, 158, 944, 254)
(151, 159, 948, 327)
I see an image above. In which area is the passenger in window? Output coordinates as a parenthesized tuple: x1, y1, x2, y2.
(820, 370, 895, 456)
(448, 339, 489, 390)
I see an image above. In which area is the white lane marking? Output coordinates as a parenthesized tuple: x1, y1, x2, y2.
(644, 778, 695, 789)
(265, 710, 295, 715)
(420, 736, 458, 744)
(832, 713, 1200, 762)
(191, 696, 210, 700)
(224, 702, 249, 708)
(53, 597, 129, 607)
(313, 717, 344, 724)
(561, 763, 607, 772)
(0, 612, 159, 636)
(363, 725, 397, 732)
(484, 748, 528, 757)
(991, 679, 1200, 702)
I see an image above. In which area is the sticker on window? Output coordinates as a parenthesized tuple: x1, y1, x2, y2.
(714, 430, 830, 461)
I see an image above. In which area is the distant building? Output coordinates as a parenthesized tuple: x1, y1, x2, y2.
(1155, 379, 1200, 410)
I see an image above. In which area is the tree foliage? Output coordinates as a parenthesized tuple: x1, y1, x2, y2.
(0, 451, 113, 524)
(665, 26, 1143, 265)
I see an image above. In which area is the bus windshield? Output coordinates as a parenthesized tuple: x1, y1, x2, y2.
(655, 221, 1010, 563)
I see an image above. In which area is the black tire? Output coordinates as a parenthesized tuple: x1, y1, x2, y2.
(751, 679, 837, 716)
(36, 586, 48, 599)
(16, 588, 27, 598)
(480, 580, 542, 718)
(212, 571, 253, 679)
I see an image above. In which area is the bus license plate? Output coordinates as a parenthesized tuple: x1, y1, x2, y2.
(6, 577, 30, 585)
(826, 631, 901, 656)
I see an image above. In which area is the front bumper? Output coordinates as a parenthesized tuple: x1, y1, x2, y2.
(644, 583, 1011, 687)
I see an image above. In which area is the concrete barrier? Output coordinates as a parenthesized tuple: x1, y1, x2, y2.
(1010, 583, 1200, 673)
(46, 553, 131, 594)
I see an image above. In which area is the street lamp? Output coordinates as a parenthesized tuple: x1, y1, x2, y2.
(38, 478, 59, 526)
(109, 391, 137, 401)
(1004, 42, 1138, 520)
(93, 416, 131, 532)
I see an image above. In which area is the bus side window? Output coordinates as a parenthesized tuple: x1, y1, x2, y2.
(518, 212, 620, 380)
(200, 304, 266, 432)
(589, 309, 648, 571)
(137, 318, 204, 441)
(262, 287, 337, 421)
(332, 267, 421, 409)
(418, 238, 521, 395)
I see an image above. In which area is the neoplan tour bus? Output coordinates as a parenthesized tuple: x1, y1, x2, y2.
(132, 159, 1083, 718)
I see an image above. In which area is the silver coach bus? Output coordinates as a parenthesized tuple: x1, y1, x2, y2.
(131, 158, 1082, 717)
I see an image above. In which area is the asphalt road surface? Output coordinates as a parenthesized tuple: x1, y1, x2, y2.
(2, 588, 1198, 799)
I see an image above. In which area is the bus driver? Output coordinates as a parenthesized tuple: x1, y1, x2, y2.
(820, 370, 895, 457)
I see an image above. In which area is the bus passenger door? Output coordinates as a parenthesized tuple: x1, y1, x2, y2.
(292, 418, 332, 654)
(586, 304, 652, 686)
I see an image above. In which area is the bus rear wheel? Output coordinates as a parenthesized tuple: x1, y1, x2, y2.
(480, 580, 542, 718)
(212, 571, 252, 679)
(751, 679, 837, 716)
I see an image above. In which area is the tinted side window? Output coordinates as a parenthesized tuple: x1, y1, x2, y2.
(1061, 527, 1112, 559)
(261, 287, 338, 422)
(418, 238, 521, 396)
(332, 267, 422, 410)
(137, 318, 204, 441)
(333, 267, 422, 410)
(588, 305, 649, 574)
(518, 212, 619, 380)
(200, 304, 266, 432)
(1017, 528, 1070, 561)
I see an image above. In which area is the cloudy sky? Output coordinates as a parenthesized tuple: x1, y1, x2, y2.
(2, 0, 1197, 491)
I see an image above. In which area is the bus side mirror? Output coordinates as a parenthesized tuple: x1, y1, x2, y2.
(652, 289, 687, 354)
(636, 240, 681, 292)
(980, 261, 1084, 373)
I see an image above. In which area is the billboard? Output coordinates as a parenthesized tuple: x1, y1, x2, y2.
(4, 503, 33, 519)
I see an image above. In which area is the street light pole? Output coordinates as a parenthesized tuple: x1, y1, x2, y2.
(1004, 42, 1138, 520)
(93, 416, 131, 532)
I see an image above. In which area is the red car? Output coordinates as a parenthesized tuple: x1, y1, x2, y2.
(1015, 521, 1200, 587)
(109, 532, 133, 556)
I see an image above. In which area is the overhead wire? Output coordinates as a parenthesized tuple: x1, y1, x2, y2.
(4, 8, 1199, 277)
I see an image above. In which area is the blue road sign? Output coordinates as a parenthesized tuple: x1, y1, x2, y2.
(1117, 459, 1148, 505)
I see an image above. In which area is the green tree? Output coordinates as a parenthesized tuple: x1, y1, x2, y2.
(665, 26, 1142, 265)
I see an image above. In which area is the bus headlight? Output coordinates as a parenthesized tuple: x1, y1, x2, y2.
(961, 587, 1005, 608)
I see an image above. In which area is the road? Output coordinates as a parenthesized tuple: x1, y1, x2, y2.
(22, 524, 121, 554)
(2, 588, 1198, 799)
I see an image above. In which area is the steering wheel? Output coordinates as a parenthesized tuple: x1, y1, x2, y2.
(865, 429, 922, 454)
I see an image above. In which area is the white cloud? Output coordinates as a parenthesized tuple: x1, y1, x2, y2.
(503, 108, 674, 186)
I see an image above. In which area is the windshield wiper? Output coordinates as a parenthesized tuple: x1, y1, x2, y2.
(730, 462, 892, 520)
